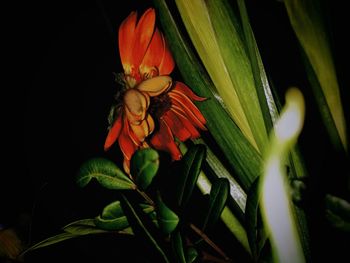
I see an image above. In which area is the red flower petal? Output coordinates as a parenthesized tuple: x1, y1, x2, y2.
(172, 82, 206, 101)
(150, 120, 182, 160)
(139, 28, 163, 78)
(104, 114, 123, 151)
(158, 33, 175, 75)
(169, 92, 207, 130)
(163, 110, 191, 141)
(170, 108, 201, 139)
(132, 8, 156, 70)
(118, 11, 137, 73)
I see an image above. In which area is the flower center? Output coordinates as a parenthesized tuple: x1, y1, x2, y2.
(149, 93, 172, 120)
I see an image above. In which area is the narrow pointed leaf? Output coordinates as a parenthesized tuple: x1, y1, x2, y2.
(171, 231, 186, 263)
(204, 0, 269, 153)
(62, 219, 108, 235)
(120, 194, 170, 263)
(156, 194, 179, 235)
(176, 144, 206, 207)
(284, 0, 347, 151)
(202, 178, 229, 230)
(300, 48, 345, 152)
(131, 148, 159, 190)
(76, 158, 136, 190)
(174, 0, 258, 151)
(153, 0, 262, 191)
(237, 0, 279, 130)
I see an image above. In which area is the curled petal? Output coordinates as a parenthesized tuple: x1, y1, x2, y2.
(124, 89, 150, 124)
(169, 92, 207, 130)
(137, 76, 172, 96)
(104, 114, 123, 151)
(130, 114, 155, 142)
(132, 8, 156, 69)
(173, 81, 206, 101)
(158, 33, 175, 75)
(163, 111, 191, 141)
(169, 108, 201, 139)
(119, 11, 137, 73)
(150, 120, 182, 160)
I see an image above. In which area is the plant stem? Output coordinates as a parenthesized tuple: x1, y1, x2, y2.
(189, 223, 230, 261)
(136, 188, 155, 207)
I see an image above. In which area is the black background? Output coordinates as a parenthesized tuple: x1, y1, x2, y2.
(2, 0, 349, 262)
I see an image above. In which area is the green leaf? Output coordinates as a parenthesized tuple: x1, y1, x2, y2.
(186, 247, 198, 263)
(62, 219, 107, 235)
(156, 194, 179, 235)
(176, 144, 206, 208)
(237, 0, 279, 130)
(174, 0, 262, 151)
(95, 201, 156, 231)
(153, 0, 262, 191)
(76, 158, 136, 190)
(204, 0, 269, 153)
(22, 233, 78, 253)
(284, 0, 348, 151)
(202, 178, 229, 230)
(121, 194, 170, 263)
(94, 201, 129, 231)
(131, 148, 159, 190)
(21, 219, 128, 255)
(325, 194, 350, 232)
(171, 231, 186, 263)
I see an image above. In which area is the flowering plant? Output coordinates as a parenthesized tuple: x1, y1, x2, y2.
(5, 0, 349, 262)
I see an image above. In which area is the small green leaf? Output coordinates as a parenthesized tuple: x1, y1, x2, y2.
(157, 194, 179, 235)
(186, 247, 198, 263)
(202, 178, 229, 230)
(176, 144, 206, 208)
(76, 158, 136, 190)
(171, 231, 186, 263)
(94, 201, 129, 231)
(62, 219, 107, 235)
(95, 201, 155, 231)
(131, 148, 160, 190)
(121, 194, 170, 263)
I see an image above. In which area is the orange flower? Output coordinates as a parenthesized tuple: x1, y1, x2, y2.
(104, 8, 206, 173)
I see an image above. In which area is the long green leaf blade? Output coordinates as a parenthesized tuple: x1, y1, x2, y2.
(202, 178, 229, 230)
(237, 0, 279, 130)
(176, 144, 206, 208)
(205, 0, 269, 153)
(284, 0, 347, 151)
